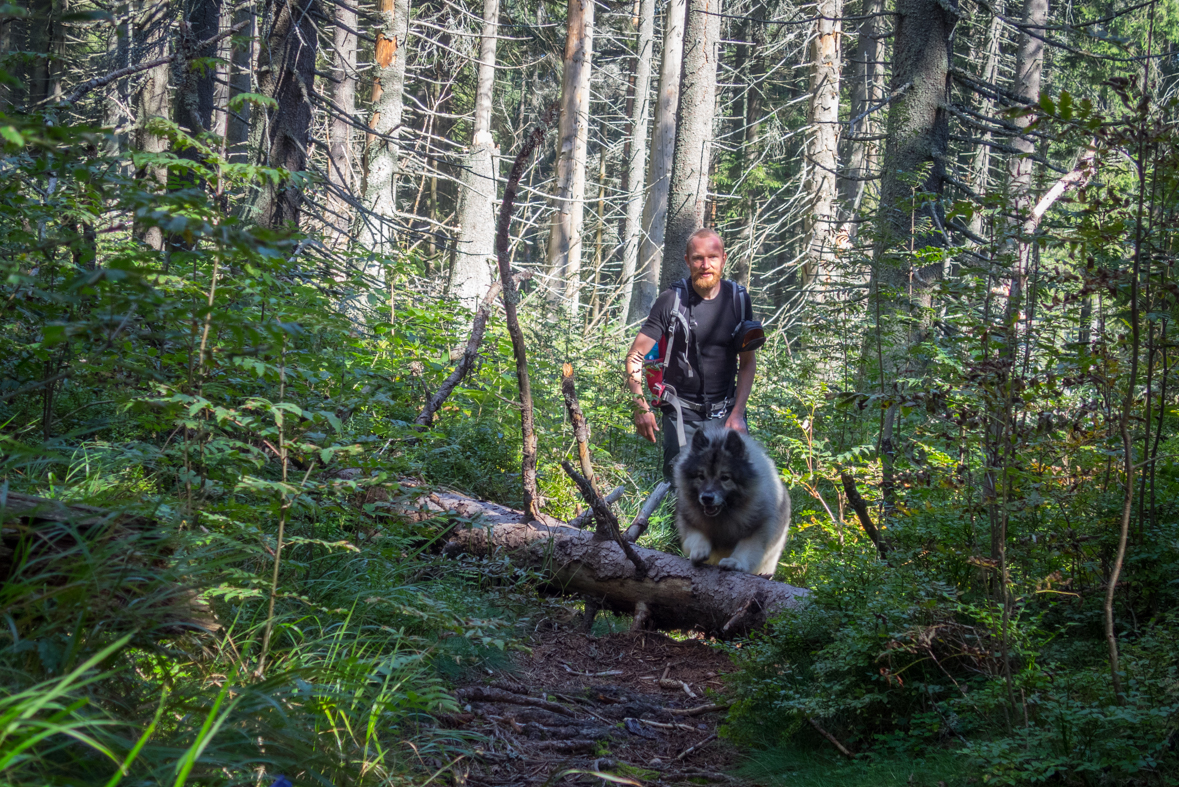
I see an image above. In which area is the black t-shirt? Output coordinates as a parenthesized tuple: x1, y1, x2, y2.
(639, 280, 752, 420)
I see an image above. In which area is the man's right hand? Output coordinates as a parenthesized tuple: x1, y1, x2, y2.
(634, 410, 660, 444)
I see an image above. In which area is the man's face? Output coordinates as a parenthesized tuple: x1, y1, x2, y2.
(686, 234, 726, 290)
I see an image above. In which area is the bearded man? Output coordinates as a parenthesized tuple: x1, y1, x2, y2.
(624, 228, 762, 482)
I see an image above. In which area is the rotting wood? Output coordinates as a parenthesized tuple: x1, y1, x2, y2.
(422, 488, 808, 638)
(560, 363, 595, 485)
(561, 461, 647, 579)
(631, 599, 652, 632)
(624, 480, 670, 542)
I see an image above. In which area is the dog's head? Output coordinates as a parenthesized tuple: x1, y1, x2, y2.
(679, 427, 754, 517)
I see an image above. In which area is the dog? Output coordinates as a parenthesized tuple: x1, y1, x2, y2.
(673, 423, 791, 576)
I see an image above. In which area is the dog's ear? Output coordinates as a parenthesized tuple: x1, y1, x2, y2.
(723, 429, 746, 458)
(691, 427, 711, 452)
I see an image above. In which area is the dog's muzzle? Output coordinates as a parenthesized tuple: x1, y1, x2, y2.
(698, 492, 723, 518)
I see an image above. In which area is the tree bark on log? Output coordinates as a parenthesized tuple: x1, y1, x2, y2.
(413, 489, 808, 638)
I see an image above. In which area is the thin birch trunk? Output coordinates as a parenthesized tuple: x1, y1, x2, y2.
(629, 0, 685, 322)
(661, 0, 721, 290)
(449, 0, 501, 311)
(547, 0, 595, 318)
(326, 0, 358, 249)
(616, 0, 654, 322)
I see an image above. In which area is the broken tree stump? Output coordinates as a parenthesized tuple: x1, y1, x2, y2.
(624, 480, 671, 542)
(411, 488, 808, 638)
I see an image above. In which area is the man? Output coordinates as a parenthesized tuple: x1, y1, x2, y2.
(625, 228, 757, 481)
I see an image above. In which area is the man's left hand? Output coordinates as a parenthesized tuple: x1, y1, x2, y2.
(724, 412, 747, 433)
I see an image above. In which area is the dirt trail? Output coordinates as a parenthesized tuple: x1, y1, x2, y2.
(449, 610, 758, 786)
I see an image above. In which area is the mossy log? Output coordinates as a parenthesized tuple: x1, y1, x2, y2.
(404, 488, 809, 638)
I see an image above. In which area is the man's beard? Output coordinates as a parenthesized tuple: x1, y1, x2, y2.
(692, 271, 719, 287)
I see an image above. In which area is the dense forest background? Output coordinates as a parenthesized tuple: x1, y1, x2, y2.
(1, 0, 1178, 784)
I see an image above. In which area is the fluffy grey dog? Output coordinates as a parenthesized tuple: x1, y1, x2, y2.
(673, 423, 791, 576)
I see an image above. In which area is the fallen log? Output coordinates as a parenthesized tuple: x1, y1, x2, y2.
(413, 489, 808, 638)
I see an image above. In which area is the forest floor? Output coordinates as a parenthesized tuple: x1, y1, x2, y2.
(448, 605, 758, 787)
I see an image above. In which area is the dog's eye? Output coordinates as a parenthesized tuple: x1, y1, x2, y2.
(720, 474, 732, 483)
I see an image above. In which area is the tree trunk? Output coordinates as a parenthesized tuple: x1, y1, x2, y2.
(661, 0, 722, 291)
(134, 0, 172, 252)
(251, 0, 317, 230)
(225, 2, 253, 162)
(800, 0, 842, 294)
(26, 0, 67, 106)
(869, 0, 956, 308)
(966, 2, 1004, 239)
(358, 0, 412, 259)
(326, 0, 359, 249)
(629, 0, 685, 322)
(547, 0, 595, 318)
(210, 0, 233, 144)
(616, 0, 654, 322)
(405, 488, 808, 638)
(838, 0, 884, 241)
(987, 0, 1047, 568)
(449, 0, 501, 311)
(174, 0, 219, 139)
(1005, 0, 1047, 314)
(727, 1, 766, 290)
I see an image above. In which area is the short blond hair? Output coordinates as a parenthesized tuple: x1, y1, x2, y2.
(686, 227, 723, 250)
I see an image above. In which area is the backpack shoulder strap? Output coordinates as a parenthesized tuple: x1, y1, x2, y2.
(729, 280, 751, 322)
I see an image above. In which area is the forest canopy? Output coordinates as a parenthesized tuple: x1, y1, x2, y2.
(0, 0, 1178, 785)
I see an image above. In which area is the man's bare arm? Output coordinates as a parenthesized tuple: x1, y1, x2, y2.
(626, 334, 659, 443)
(725, 351, 756, 432)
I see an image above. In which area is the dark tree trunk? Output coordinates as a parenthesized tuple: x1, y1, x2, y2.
(174, 0, 220, 138)
(870, 0, 957, 306)
(252, 0, 317, 230)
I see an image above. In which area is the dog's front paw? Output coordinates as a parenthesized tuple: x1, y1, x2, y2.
(717, 557, 748, 572)
(682, 532, 712, 565)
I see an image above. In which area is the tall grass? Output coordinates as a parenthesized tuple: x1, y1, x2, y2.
(0, 445, 528, 786)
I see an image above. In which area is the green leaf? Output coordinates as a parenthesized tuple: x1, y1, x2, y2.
(228, 92, 278, 112)
(0, 126, 24, 148)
